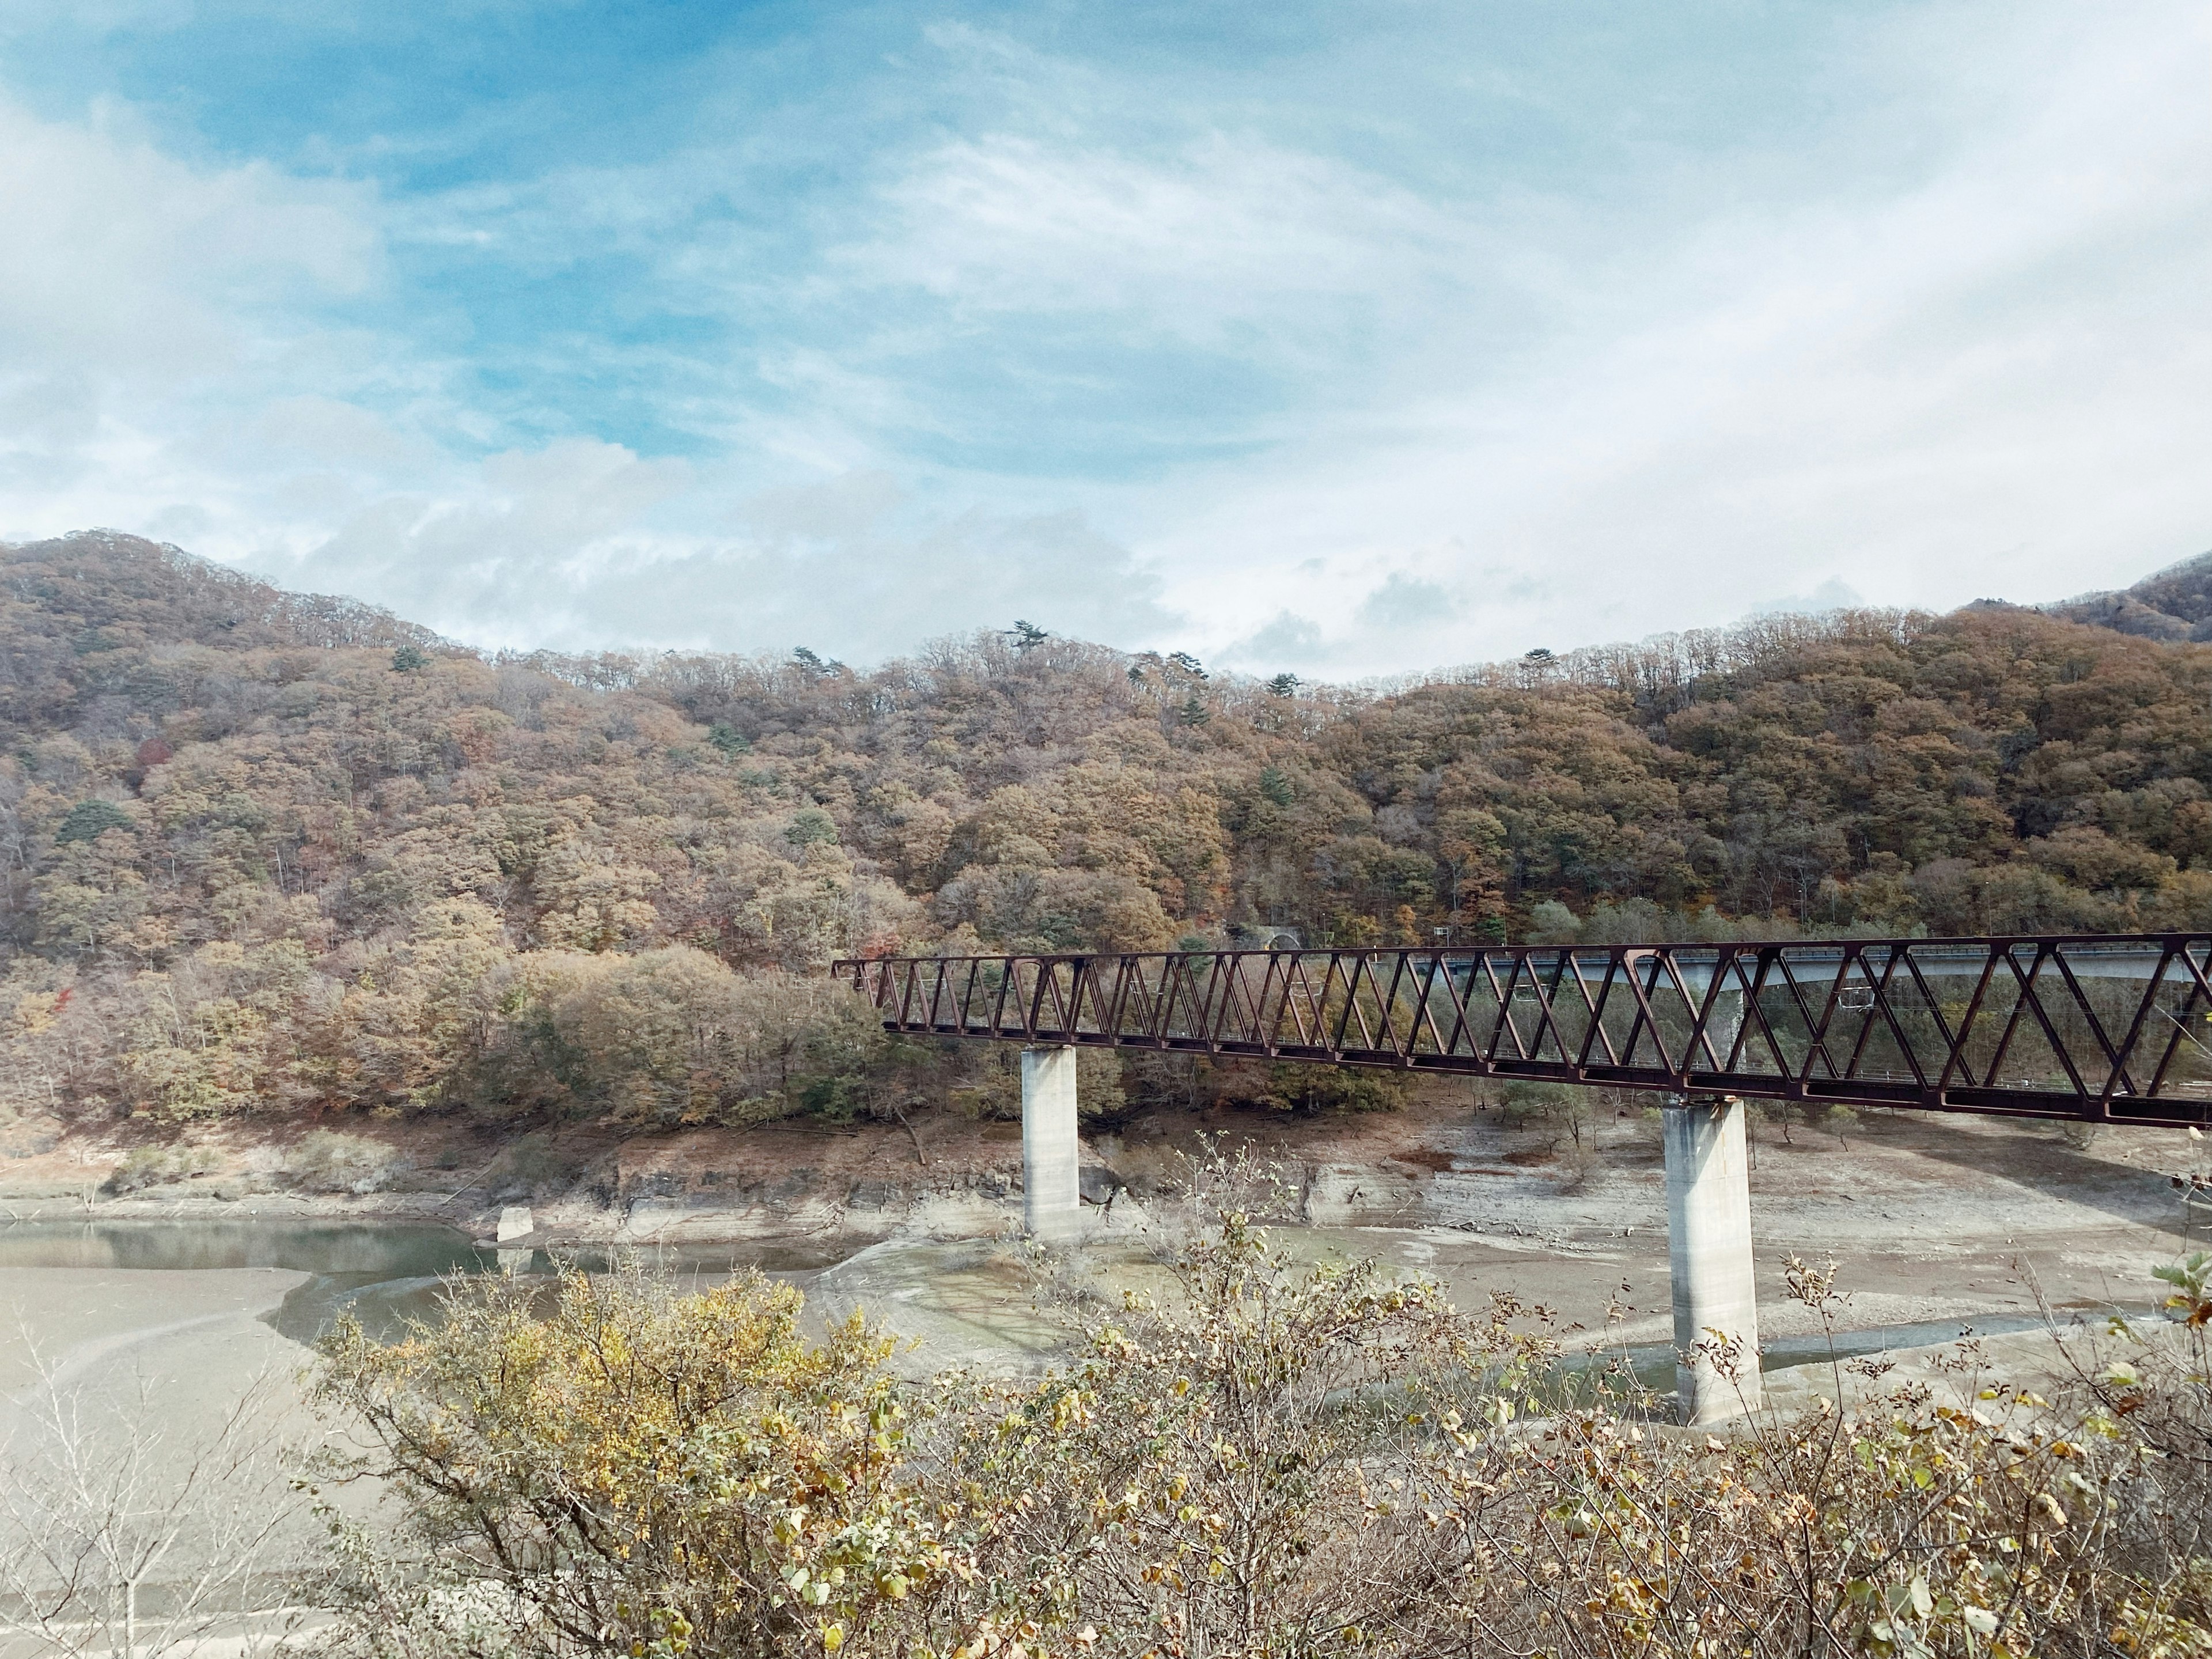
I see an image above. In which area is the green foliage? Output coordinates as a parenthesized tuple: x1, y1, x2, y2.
(707, 719, 751, 754)
(1253, 1059, 1409, 1114)
(1498, 1077, 1574, 1123)
(2153, 1249, 2212, 1324)
(787, 806, 840, 847)
(390, 644, 429, 672)
(1495, 1078, 1604, 1147)
(1524, 898, 1581, 944)
(54, 798, 132, 844)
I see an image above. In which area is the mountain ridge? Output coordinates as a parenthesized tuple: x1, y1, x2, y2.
(2, 525, 2210, 1134)
(2034, 548, 2212, 643)
(25, 521, 2209, 679)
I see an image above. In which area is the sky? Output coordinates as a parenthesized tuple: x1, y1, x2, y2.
(1, 1, 2208, 677)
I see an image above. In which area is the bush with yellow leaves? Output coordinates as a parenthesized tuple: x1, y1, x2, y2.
(308, 1236, 2212, 1658)
(310, 1263, 976, 1659)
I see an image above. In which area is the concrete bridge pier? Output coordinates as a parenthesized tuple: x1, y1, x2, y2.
(1021, 1046, 1082, 1241)
(1663, 1095, 1763, 1423)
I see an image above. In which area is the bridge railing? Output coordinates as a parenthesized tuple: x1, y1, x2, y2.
(832, 937, 2212, 1127)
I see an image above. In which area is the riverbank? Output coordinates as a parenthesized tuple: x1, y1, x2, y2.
(3, 1095, 2205, 1349)
(1, 1094, 2201, 1653)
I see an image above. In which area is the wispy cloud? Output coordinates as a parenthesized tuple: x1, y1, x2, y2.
(851, 131, 1474, 349)
(255, 451, 1173, 660)
(0, 1, 2207, 676)
(0, 97, 377, 373)
(1145, 1, 2212, 668)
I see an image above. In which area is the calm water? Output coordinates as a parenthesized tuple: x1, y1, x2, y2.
(0, 1218, 2133, 1376)
(0, 1219, 843, 1344)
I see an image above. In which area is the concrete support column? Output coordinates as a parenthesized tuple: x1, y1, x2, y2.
(1663, 1096, 1762, 1423)
(1021, 1046, 1082, 1241)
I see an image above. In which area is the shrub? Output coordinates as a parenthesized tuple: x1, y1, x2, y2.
(308, 1226, 2212, 1659)
(54, 800, 133, 844)
(1524, 899, 1582, 944)
(1253, 1059, 1408, 1114)
(312, 1266, 949, 1659)
(290, 1129, 401, 1194)
(465, 950, 887, 1128)
(101, 1142, 215, 1194)
(1499, 1078, 1597, 1146)
(959, 1240, 2212, 1659)
(942, 1214, 1564, 1656)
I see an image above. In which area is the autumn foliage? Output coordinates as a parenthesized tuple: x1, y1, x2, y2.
(7, 530, 2212, 1130)
(310, 1218, 2212, 1657)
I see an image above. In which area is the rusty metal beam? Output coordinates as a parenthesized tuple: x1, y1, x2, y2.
(831, 937, 2212, 1128)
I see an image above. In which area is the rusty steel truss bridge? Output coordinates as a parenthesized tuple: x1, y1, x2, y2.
(832, 936, 2212, 1130)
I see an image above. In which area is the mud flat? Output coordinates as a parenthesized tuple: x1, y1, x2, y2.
(0, 1099, 2195, 1656)
(0, 1260, 330, 1653)
(0, 1262, 308, 1402)
(1, 1100, 2205, 1380)
(0, 1099, 2196, 1657)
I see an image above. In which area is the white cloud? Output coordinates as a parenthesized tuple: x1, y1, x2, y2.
(851, 130, 1475, 355)
(1142, 0, 2212, 674)
(250, 452, 1174, 661)
(0, 94, 377, 378)
(1747, 579, 1866, 619)
(0, 87, 390, 550)
(4, 2, 2210, 683)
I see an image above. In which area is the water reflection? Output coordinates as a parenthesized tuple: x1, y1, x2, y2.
(0, 1218, 2138, 1380)
(0, 1218, 480, 1276)
(0, 1219, 846, 1345)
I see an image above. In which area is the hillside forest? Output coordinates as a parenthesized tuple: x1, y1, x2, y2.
(5, 529, 2212, 1135)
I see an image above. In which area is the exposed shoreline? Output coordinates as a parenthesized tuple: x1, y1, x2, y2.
(6, 1099, 2206, 1353)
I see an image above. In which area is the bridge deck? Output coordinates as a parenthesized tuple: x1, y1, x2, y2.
(832, 937, 2212, 1127)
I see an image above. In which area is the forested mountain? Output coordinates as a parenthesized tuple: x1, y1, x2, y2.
(2040, 547, 2212, 642)
(3, 528, 2211, 1129)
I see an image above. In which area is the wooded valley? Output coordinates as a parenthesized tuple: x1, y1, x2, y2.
(5, 528, 2211, 1132)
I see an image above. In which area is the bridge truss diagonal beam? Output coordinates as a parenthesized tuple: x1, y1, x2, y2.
(832, 936, 2212, 1128)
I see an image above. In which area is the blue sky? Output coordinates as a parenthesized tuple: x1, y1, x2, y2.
(1, 1, 2208, 674)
